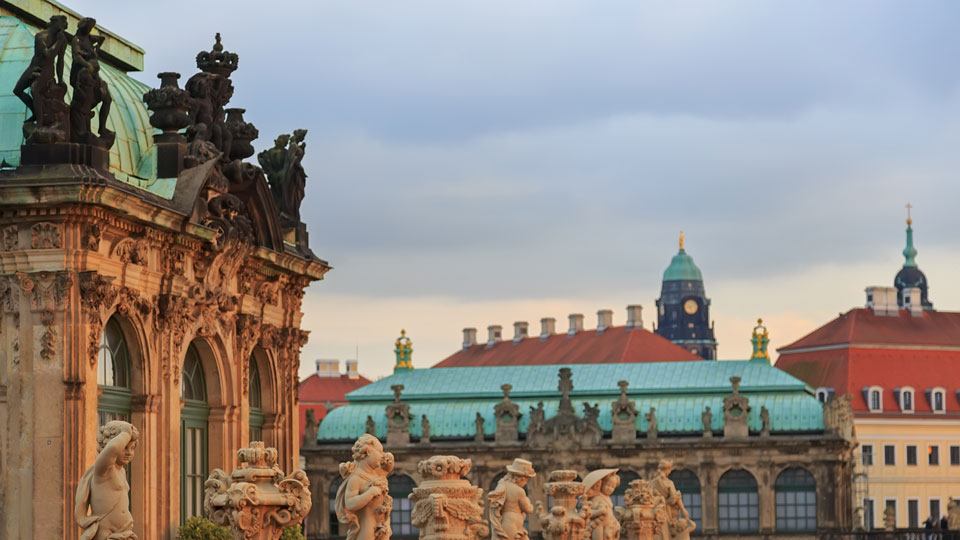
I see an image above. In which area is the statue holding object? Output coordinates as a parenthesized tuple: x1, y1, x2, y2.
(70, 17, 114, 149)
(14, 14, 69, 144)
(335, 434, 395, 540)
(74, 420, 140, 540)
(258, 129, 308, 225)
(489, 459, 537, 540)
(584, 469, 621, 540)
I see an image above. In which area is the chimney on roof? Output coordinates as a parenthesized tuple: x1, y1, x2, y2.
(903, 287, 924, 316)
(513, 321, 529, 343)
(568, 313, 584, 336)
(625, 305, 643, 330)
(597, 309, 613, 333)
(540, 317, 556, 340)
(315, 359, 340, 378)
(865, 286, 898, 316)
(345, 360, 359, 378)
(462, 327, 477, 349)
(487, 325, 502, 347)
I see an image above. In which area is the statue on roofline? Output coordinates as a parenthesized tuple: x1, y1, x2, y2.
(70, 17, 114, 149)
(258, 129, 308, 224)
(14, 15, 69, 144)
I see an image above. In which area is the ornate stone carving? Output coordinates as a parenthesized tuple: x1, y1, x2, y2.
(421, 415, 431, 444)
(759, 405, 770, 437)
(489, 459, 536, 540)
(14, 15, 69, 144)
(615, 480, 666, 540)
(644, 408, 657, 441)
(386, 384, 412, 445)
(31, 222, 61, 249)
(19, 271, 72, 312)
(823, 393, 854, 440)
(410, 455, 489, 540)
(162, 249, 186, 275)
(494, 384, 521, 444)
(536, 470, 591, 540)
(185, 34, 237, 158)
(2, 225, 18, 251)
(722, 377, 750, 438)
(334, 435, 394, 540)
(75, 420, 139, 540)
(948, 498, 960, 531)
(204, 442, 312, 540)
(303, 409, 319, 448)
(584, 469, 620, 540)
(69, 18, 115, 149)
(611, 381, 637, 443)
(648, 460, 694, 539)
(225, 108, 259, 160)
(530, 368, 601, 449)
(81, 223, 101, 251)
(112, 238, 148, 266)
(78, 272, 117, 366)
(474, 413, 485, 443)
(528, 402, 546, 436)
(255, 278, 281, 306)
(701, 407, 713, 438)
(0, 275, 20, 313)
(143, 72, 191, 142)
(258, 130, 308, 224)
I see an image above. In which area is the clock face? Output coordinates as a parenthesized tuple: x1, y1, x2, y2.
(684, 299, 699, 315)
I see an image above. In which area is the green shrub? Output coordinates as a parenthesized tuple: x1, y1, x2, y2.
(177, 516, 231, 540)
(280, 526, 307, 540)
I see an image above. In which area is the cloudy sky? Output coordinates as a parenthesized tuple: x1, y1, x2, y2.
(74, 1, 960, 379)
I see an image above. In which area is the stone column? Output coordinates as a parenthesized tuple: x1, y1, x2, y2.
(699, 463, 718, 535)
(757, 463, 775, 534)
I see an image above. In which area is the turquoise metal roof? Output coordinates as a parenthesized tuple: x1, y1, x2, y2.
(0, 17, 169, 197)
(317, 361, 823, 442)
(662, 248, 703, 282)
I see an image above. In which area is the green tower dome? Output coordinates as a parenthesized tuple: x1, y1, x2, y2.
(662, 232, 704, 282)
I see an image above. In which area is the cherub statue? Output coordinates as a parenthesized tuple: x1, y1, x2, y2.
(584, 469, 621, 540)
(489, 459, 537, 540)
(335, 434, 395, 540)
(74, 420, 140, 540)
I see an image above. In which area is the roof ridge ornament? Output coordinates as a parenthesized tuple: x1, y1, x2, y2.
(679, 231, 684, 251)
(749, 318, 770, 363)
(902, 203, 918, 268)
(196, 33, 239, 76)
(393, 330, 413, 372)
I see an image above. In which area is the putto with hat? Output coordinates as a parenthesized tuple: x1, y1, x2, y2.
(506, 458, 536, 478)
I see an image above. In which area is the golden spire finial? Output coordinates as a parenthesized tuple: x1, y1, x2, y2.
(679, 231, 685, 251)
(906, 203, 912, 226)
(401, 329, 406, 337)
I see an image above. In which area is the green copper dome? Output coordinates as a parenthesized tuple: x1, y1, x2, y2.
(663, 248, 703, 282)
(0, 17, 170, 197)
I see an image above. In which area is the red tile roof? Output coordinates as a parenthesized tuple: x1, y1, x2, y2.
(433, 326, 701, 368)
(298, 374, 371, 433)
(775, 308, 960, 414)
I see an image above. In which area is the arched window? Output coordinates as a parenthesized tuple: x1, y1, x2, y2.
(389, 475, 417, 538)
(718, 469, 759, 533)
(249, 356, 264, 442)
(180, 343, 210, 523)
(97, 317, 132, 426)
(775, 467, 817, 532)
(329, 476, 343, 537)
(611, 471, 641, 508)
(669, 469, 702, 532)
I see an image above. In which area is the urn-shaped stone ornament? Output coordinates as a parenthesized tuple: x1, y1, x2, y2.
(204, 442, 312, 540)
(614, 480, 666, 540)
(144, 72, 192, 142)
(225, 108, 259, 160)
(410, 455, 489, 540)
(536, 470, 592, 540)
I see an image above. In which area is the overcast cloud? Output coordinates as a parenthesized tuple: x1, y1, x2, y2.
(72, 1, 960, 377)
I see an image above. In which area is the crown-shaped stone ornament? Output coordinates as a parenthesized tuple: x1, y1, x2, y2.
(196, 33, 239, 76)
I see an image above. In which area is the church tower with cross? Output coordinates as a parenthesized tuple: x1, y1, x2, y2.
(894, 204, 933, 310)
(655, 232, 718, 359)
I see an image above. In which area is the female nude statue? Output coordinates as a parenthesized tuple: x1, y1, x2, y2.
(489, 459, 537, 540)
(335, 434, 395, 540)
(74, 420, 140, 540)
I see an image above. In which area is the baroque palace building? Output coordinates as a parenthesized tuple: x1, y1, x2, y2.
(0, 2, 328, 539)
(776, 216, 960, 531)
(304, 264, 858, 539)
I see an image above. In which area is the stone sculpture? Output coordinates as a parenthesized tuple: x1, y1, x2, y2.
(74, 420, 140, 540)
(475, 413, 486, 443)
(611, 381, 638, 443)
(258, 129, 308, 224)
(495, 384, 521, 443)
(410, 455, 489, 540)
(489, 458, 536, 540)
(303, 409, 320, 447)
(760, 406, 770, 437)
(528, 402, 546, 434)
(69, 17, 114, 148)
(532, 368, 601, 448)
(722, 376, 750, 438)
(882, 504, 895, 531)
(385, 384, 412, 445)
(204, 442, 312, 540)
(584, 469, 620, 540)
(536, 470, 591, 540)
(648, 460, 693, 540)
(823, 393, 855, 440)
(614, 479, 665, 540)
(948, 498, 960, 530)
(14, 14, 69, 144)
(645, 408, 658, 440)
(185, 34, 237, 158)
(366, 415, 377, 436)
(335, 434, 395, 540)
(700, 407, 712, 438)
(421, 414, 431, 444)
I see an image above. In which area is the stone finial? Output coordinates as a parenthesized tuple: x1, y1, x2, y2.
(730, 377, 741, 393)
(495, 384, 521, 444)
(536, 470, 591, 540)
(391, 384, 404, 402)
(411, 456, 489, 540)
(749, 319, 770, 362)
(333, 435, 393, 540)
(75, 421, 140, 540)
(204, 442, 312, 540)
(386, 385, 412, 445)
(393, 330, 413, 372)
(502, 384, 512, 399)
(612, 381, 637, 444)
(723, 377, 750, 439)
(618, 380, 629, 396)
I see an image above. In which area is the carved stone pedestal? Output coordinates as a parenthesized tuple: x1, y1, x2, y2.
(410, 456, 488, 540)
(537, 470, 591, 540)
(204, 442, 312, 540)
(615, 480, 665, 540)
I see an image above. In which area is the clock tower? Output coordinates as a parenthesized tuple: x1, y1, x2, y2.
(654, 233, 718, 359)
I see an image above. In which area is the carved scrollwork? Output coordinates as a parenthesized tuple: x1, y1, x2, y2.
(30, 222, 61, 249)
(2, 226, 18, 251)
(78, 272, 118, 366)
(81, 223, 101, 251)
(112, 237, 149, 266)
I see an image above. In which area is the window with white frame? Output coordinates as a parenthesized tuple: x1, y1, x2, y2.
(930, 387, 946, 413)
(884, 445, 896, 466)
(862, 445, 874, 466)
(867, 386, 883, 412)
(899, 387, 914, 412)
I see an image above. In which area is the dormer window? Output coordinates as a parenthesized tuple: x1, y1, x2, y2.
(864, 386, 883, 412)
(895, 387, 915, 413)
(928, 387, 946, 413)
(815, 387, 834, 403)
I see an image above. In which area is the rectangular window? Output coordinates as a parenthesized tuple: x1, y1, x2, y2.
(864, 499, 875, 531)
(908, 500, 919, 528)
(935, 392, 944, 411)
(950, 445, 960, 466)
(929, 445, 940, 466)
(884, 444, 896, 465)
(931, 499, 941, 520)
(903, 391, 913, 411)
(870, 391, 881, 410)
(862, 445, 874, 466)
(885, 500, 897, 528)
(907, 445, 917, 465)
